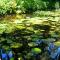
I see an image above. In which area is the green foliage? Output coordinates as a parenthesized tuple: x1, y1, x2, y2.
(15, 0, 48, 13)
(0, 0, 16, 15)
(16, 0, 36, 13)
(15, 0, 59, 13)
(0, 0, 59, 15)
(34, 0, 47, 10)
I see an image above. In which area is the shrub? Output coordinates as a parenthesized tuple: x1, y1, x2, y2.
(0, 0, 16, 15)
(34, 0, 47, 10)
(16, 0, 36, 13)
(16, 0, 48, 13)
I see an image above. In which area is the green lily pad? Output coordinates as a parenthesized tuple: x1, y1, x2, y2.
(32, 48, 41, 54)
(2, 46, 9, 50)
(54, 41, 60, 46)
(28, 42, 37, 47)
(11, 43, 22, 48)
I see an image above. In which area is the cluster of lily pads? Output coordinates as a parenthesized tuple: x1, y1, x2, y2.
(0, 11, 60, 59)
(0, 11, 60, 47)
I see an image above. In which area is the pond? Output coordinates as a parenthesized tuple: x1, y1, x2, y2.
(0, 11, 60, 46)
(0, 11, 60, 60)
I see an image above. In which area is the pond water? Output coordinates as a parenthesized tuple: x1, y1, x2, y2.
(0, 11, 60, 60)
(0, 11, 60, 48)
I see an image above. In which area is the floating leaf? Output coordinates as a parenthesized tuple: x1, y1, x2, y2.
(31, 48, 41, 54)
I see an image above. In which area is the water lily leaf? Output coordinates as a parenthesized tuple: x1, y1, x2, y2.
(31, 48, 41, 54)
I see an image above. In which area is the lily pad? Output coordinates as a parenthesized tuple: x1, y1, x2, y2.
(11, 43, 22, 48)
(28, 42, 37, 47)
(31, 48, 41, 54)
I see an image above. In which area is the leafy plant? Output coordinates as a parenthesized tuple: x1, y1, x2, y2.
(34, 0, 47, 10)
(0, 0, 16, 15)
